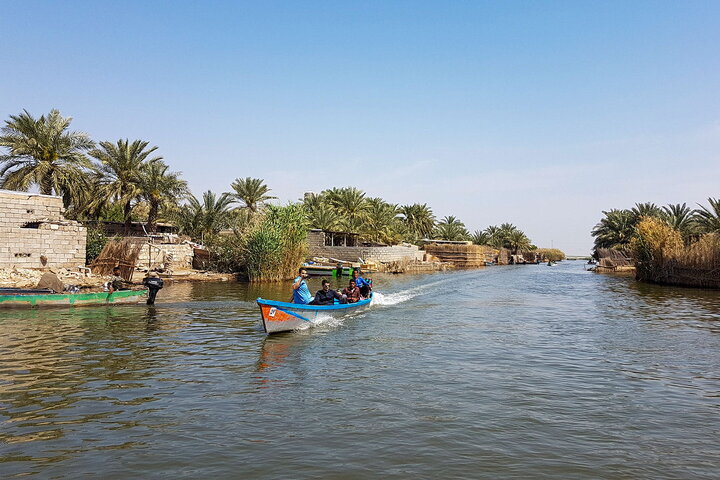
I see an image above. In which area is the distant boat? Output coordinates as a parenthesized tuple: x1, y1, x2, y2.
(256, 294, 373, 334)
(302, 264, 353, 277)
(0, 288, 147, 308)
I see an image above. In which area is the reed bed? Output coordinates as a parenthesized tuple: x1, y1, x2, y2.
(632, 217, 720, 288)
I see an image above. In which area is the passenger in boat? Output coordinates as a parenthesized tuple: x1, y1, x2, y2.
(351, 268, 372, 298)
(108, 267, 128, 293)
(292, 268, 312, 304)
(341, 279, 361, 304)
(310, 279, 343, 305)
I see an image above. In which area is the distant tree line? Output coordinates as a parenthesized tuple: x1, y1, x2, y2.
(592, 201, 720, 253)
(0, 109, 553, 275)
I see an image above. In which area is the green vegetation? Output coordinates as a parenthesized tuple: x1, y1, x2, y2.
(592, 198, 720, 253)
(593, 198, 720, 287)
(0, 108, 552, 279)
(85, 225, 109, 264)
(0, 109, 94, 201)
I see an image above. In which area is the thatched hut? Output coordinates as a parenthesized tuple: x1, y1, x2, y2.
(595, 248, 635, 273)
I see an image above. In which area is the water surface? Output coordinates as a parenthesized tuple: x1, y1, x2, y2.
(1, 264, 719, 478)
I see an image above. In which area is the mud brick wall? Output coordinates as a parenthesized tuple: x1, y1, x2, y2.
(0, 190, 87, 269)
(307, 230, 424, 263)
(136, 243, 194, 270)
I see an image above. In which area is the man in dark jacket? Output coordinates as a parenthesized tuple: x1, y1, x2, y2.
(309, 279, 343, 305)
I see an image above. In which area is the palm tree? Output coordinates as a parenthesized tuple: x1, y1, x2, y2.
(90, 139, 162, 232)
(140, 160, 188, 232)
(506, 230, 532, 254)
(483, 225, 504, 249)
(399, 203, 436, 241)
(694, 198, 720, 234)
(661, 203, 696, 241)
(0, 109, 94, 203)
(182, 191, 234, 242)
(364, 198, 401, 244)
(591, 209, 635, 251)
(306, 201, 339, 232)
(230, 177, 277, 213)
(434, 215, 469, 241)
(471, 230, 490, 245)
(631, 202, 662, 222)
(324, 187, 368, 227)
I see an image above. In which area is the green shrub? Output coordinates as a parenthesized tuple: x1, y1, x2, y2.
(86, 226, 109, 264)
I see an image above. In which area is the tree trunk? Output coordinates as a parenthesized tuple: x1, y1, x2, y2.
(40, 173, 53, 195)
(148, 201, 158, 233)
(124, 200, 133, 234)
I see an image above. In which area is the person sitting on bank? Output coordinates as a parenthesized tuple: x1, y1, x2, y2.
(351, 268, 372, 298)
(341, 279, 361, 303)
(310, 279, 343, 305)
(292, 267, 312, 304)
(108, 267, 128, 293)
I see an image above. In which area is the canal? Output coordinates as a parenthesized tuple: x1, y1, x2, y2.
(1, 262, 719, 478)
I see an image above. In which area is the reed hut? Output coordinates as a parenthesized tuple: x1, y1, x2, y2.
(595, 248, 635, 273)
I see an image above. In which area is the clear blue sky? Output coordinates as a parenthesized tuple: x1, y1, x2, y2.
(2, 1, 719, 254)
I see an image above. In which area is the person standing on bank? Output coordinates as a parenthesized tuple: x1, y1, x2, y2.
(292, 268, 312, 304)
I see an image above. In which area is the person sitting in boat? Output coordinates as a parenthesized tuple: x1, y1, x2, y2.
(341, 279, 361, 303)
(310, 279, 343, 305)
(108, 267, 128, 293)
(351, 268, 372, 298)
(292, 267, 312, 304)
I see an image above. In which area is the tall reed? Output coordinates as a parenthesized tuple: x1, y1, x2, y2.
(243, 204, 308, 282)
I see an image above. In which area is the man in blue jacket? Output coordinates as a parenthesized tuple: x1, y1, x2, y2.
(351, 268, 372, 298)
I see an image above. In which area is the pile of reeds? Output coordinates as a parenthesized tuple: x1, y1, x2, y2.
(534, 248, 566, 262)
(632, 217, 720, 287)
(422, 243, 490, 268)
(91, 237, 145, 280)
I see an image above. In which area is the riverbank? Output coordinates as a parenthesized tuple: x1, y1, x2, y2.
(0, 267, 236, 290)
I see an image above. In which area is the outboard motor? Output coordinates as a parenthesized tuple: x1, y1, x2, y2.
(142, 273, 164, 305)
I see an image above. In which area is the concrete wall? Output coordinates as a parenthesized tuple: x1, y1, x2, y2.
(308, 230, 423, 263)
(136, 242, 194, 270)
(0, 190, 86, 269)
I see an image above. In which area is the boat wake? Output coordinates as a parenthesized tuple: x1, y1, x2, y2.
(372, 278, 450, 306)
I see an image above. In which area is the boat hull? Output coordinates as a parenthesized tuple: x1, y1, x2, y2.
(0, 289, 147, 308)
(256, 295, 373, 334)
(303, 266, 353, 277)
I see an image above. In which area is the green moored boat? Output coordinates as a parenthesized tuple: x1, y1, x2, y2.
(0, 289, 147, 308)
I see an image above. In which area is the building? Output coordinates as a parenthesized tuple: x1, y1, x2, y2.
(0, 190, 86, 269)
(307, 229, 423, 263)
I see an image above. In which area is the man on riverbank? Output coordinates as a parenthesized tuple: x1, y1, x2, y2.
(292, 268, 312, 304)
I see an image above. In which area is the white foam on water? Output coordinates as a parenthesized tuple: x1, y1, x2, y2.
(372, 278, 450, 306)
(308, 312, 344, 330)
(372, 290, 418, 306)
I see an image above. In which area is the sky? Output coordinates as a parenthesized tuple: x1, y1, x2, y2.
(1, 1, 719, 255)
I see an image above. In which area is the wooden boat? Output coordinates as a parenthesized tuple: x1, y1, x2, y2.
(302, 265, 353, 277)
(0, 288, 147, 308)
(256, 294, 373, 334)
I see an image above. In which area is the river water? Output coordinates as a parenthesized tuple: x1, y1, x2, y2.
(1, 262, 719, 479)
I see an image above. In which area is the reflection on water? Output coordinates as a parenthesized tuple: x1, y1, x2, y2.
(1, 266, 720, 478)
